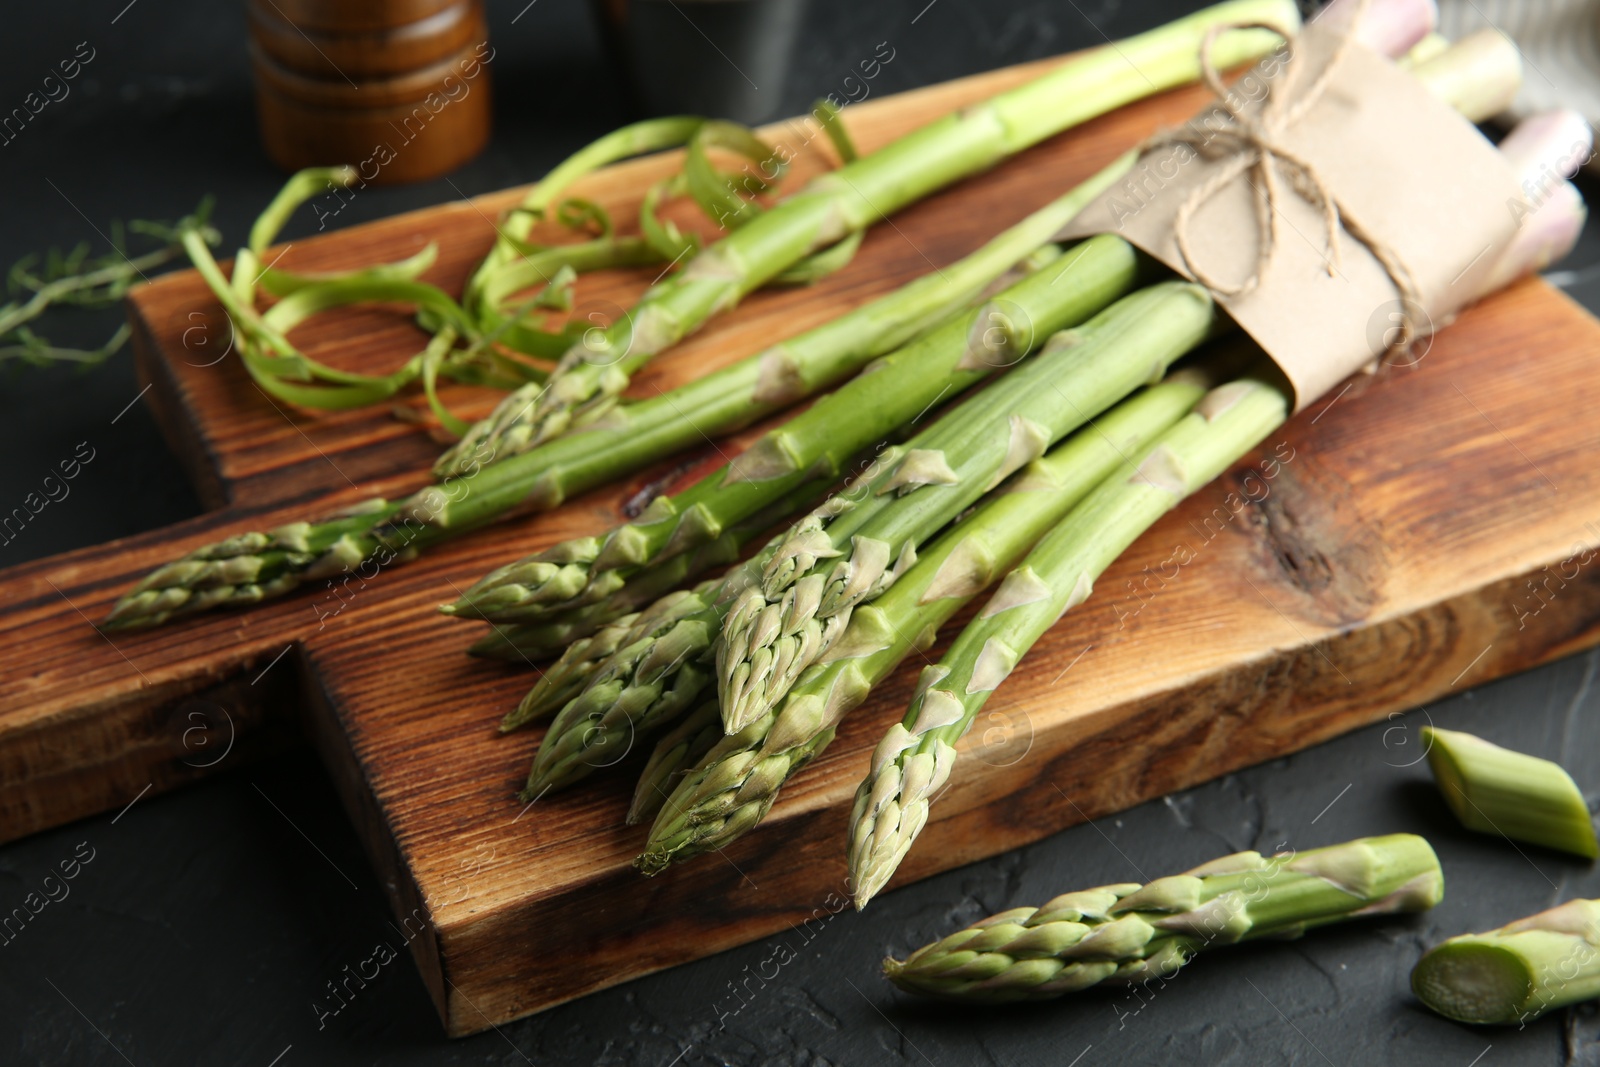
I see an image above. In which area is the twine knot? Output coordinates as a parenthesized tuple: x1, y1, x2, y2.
(1144, 5, 1425, 352)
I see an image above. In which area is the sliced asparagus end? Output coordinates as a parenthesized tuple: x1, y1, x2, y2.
(1412, 942, 1535, 1026)
(1422, 726, 1599, 859)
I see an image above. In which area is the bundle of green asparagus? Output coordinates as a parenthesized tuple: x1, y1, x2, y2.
(885, 835, 1443, 1001)
(445, 1, 1296, 463)
(623, 24, 1539, 877)
(102, 205, 1133, 631)
(106, 0, 1298, 632)
(635, 364, 1230, 871)
(712, 280, 1216, 734)
(847, 68, 1586, 909)
(523, 273, 1229, 810)
(442, 219, 1140, 631)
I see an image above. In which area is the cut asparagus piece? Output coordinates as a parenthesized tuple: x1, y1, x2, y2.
(1422, 726, 1598, 859)
(634, 370, 1214, 873)
(849, 372, 1288, 907)
(447, 2, 1297, 456)
(1412, 899, 1600, 1025)
(886, 834, 1442, 1001)
(717, 281, 1218, 733)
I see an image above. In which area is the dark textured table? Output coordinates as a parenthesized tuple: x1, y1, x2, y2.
(5, 1, 1600, 1063)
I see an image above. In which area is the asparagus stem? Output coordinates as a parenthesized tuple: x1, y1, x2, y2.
(440, 148, 1128, 480)
(446, 1, 1297, 457)
(718, 281, 1218, 734)
(886, 835, 1442, 1001)
(1422, 726, 1598, 859)
(1412, 899, 1600, 1025)
(1407, 28, 1522, 125)
(447, 225, 1141, 626)
(849, 372, 1288, 907)
(634, 370, 1214, 873)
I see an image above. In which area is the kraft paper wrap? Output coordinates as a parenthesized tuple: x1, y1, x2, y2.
(1057, 22, 1523, 411)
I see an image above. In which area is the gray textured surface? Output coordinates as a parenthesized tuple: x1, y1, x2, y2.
(3, 0, 1600, 1063)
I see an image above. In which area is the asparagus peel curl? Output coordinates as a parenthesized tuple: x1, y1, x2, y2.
(886, 834, 1443, 1001)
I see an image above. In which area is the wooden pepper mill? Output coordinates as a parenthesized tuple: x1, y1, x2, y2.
(248, 0, 492, 185)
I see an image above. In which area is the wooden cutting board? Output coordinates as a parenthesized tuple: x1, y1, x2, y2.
(5, 52, 1600, 1036)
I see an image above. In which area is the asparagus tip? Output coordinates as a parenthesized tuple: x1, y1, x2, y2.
(633, 851, 671, 878)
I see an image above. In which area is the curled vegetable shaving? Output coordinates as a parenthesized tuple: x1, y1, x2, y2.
(174, 108, 860, 427)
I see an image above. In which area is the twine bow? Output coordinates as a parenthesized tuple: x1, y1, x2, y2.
(1145, 3, 1426, 351)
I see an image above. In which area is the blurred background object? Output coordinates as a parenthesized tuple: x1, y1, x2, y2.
(591, 0, 810, 124)
(1439, 0, 1600, 160)
(248, 0, 492, 184)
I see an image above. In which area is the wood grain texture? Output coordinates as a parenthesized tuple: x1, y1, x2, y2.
(3, 51, 1600, 1036)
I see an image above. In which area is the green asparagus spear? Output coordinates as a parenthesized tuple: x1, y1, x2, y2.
(445, 2, 1295, 456)
(518, 574, 737, 797)
(636, 370, 1213, 872)
(466, 504, 803, 664)
(1412, 899, 1600, 1025)
(849, 373, 1288, 907)
(469, 602, 642, 664)
(717, 281, 1218, 733)
(887, 835, 1443, 1001)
